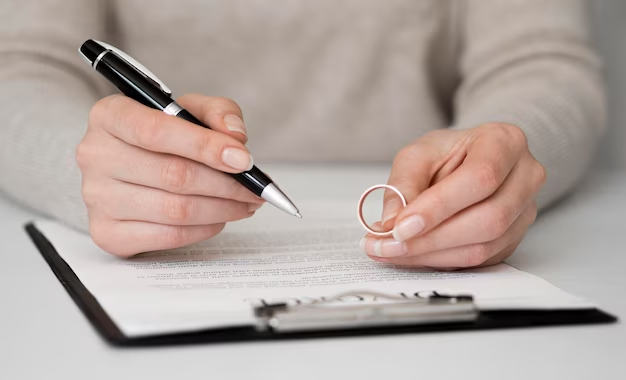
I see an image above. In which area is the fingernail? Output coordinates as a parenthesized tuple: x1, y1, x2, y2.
(359, 238, 367, 252)
(361, 238, 407, 257)
(222, 148, 253, 171)
(392, 215, 425, 241)
(248, 203, 264, 212)
(378, 239, 407, 257)
(224, 114, 247, 137)
(381, 196, 402, 225)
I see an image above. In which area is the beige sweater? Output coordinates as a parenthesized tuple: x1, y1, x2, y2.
(0, 0, 606, 231)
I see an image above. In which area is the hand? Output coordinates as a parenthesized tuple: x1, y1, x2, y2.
(360, 123, 546, 269)
(76, 94, 264, 257)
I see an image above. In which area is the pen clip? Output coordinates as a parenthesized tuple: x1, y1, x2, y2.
(94, 40, 172, 96)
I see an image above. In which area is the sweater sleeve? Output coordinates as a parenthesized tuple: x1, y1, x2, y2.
(452, 0, 607, 209)
(0, 0, 110, 231)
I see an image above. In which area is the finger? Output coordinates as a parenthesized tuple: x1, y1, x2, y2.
(479, 238, 524, 268)
(178, 94, 248, 144)
(89, 219, 225, 257)
(392, 128, 526, 242)
(92, 136, 263, 203)
(381, 141, 437, 229)
(364, 204, 536, 267)
(368, 221, 386, 233)
(97, 180, 256, 225)
(386, 236, 525, 269)
(390, 157, 544, 255)
(91, 95, 253, 173)
(367, 239, 522, 271)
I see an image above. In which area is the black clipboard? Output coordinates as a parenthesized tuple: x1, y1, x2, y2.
(25, 222, 618, 347)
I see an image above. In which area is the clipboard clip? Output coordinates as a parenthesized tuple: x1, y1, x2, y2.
(253, 291, 479, 333)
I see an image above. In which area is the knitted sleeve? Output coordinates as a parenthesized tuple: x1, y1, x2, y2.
(453, 0, 606, 209)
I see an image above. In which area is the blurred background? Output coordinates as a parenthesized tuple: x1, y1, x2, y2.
(591, 0, 626, 170)
(0, 0, 624, 228)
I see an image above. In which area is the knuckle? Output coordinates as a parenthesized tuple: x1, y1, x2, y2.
(88, 98, 111, 128)
(89, 222, 108, 251)
(226, 177, 247, 198)
(485, 123, 528, 148)
(503, 124, 527, 147)
(88, 217, 103, 241)
(104, 93, 126, 108)
(162, 195, 194, 223)
(223, 202, 252, 222)
(534, 162, 548, 187)
(465, 244, 492, 267)
(383, 190, 403, 206)
(134, 114, 161, 148)
(482, 203, 511, 240)
(89, 219, 127, 257)
(159, 226, 192, 248)
(197, 133, 220, 164)
(426, 192, 446, 215)
(89, 95, 123, 130)
(475, 161, 501, 191)
(75, 140, 94, 170)
(81, 181, 100, 209)
(215, 96, 242, 114)
(394, 145, 417, 164)
(162, 159, 195, 192)
(409, 233, 438, 253)
(87, 107, 100, 130)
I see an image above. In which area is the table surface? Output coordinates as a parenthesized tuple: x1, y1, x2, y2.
(1, 165, 624, 380)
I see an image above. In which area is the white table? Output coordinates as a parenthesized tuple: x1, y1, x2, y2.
(1, 165, 624, 380)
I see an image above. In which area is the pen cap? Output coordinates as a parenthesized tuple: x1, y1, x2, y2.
(78, 39, 173, 110)
(79, 40, 106, 66)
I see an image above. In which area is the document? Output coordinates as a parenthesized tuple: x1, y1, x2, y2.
(34, 200, 592, 338)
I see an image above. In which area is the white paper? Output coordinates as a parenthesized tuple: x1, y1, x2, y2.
(33, 200, 592, 338)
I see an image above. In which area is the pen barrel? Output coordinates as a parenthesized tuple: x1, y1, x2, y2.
(82, 39, 275, 200)
(176, 110, 272, 196)
(96, 53, 173, 110)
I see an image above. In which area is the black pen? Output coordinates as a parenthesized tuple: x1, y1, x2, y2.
(79, 39, 301, 218)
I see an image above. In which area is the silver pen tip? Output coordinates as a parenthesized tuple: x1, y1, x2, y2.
(295, 212, 302, 219)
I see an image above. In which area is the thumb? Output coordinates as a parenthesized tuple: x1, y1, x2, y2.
(177, 94, 248, 144)
(381, 143, 435, 231)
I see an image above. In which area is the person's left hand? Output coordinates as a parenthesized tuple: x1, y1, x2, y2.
(359, 123, 546, 270)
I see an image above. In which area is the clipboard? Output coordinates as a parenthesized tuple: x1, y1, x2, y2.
(25, 223, 618, 347)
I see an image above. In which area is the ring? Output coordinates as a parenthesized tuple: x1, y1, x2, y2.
(357, 184, 407, 237)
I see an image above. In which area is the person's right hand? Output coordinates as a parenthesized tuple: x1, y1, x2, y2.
(76, 94, 264, 257)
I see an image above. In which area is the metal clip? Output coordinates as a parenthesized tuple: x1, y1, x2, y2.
(253, 291, 478, 333)
(93, 40, 172, 95)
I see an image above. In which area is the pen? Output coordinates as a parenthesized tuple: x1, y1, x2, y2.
(78, 39, 301, 218)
